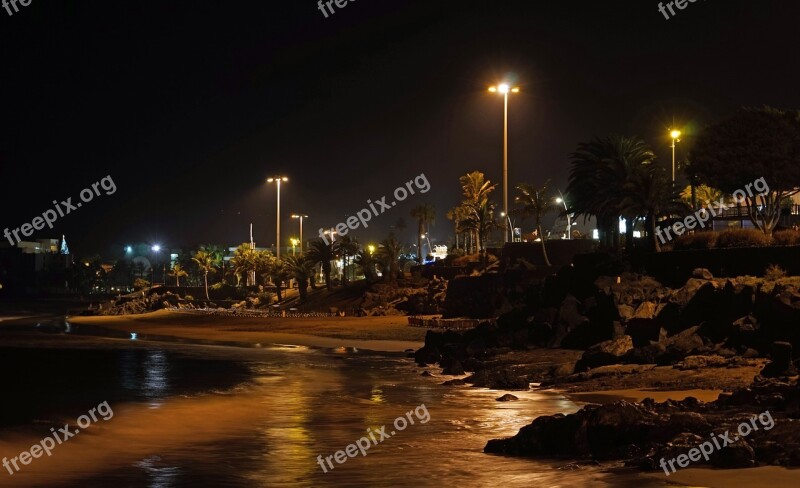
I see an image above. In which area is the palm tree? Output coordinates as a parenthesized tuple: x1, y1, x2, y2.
(338, 235, 360, 284)
(463, 199, 501, 253)
(202, 244, 227, 280)
(679, 184, 724, 209)
(170, 263, 188, 287)
(515, 181, 556, 266)
(410, 203, 436, 264)
(354, 249, 378, 282)
(253, 249, 275, 286)
(377, 233, 403, 281)
(621, 165, 689, 252)
(460, 171, 497, 206)
(306, 239, 337, 290)
(566, 136, 655, 251)
(270, 259, 291, 302)
(230, 243, 256, 286)
(459, 171, 498, 253)
(283, 255, 314, 301)
(192, 250, 217, 300)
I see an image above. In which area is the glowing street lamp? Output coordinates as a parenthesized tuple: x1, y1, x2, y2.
(267, 176, 289, 259)
(150, 244, 161, 286)
(488, 82, 521, 243)
(291, 214, 308, 254)
(367, 244, 375, 255)
(290, 238, 299, 256)
(421, 233, 432, 260)
(556, 191, 572, 240)
(670, 129, 682, 183)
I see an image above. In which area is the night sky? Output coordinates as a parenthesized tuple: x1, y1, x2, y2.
(1, 0, 798, 255)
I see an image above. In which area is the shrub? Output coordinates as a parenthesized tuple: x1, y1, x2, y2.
(771, 229, 800, 246)
(672, 232, 718, 250)
(715, 229, 769, 249)
(764, 264, 787, 280)
(133, 278, 150, 290)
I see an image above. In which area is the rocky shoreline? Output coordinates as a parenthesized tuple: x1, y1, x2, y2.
(485, 377, 800, 470)
(415, 267, 800, 471)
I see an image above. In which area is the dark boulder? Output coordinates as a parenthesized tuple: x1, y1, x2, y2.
(625, 319, 665, 347)
(575, 335, 634, 372)
(760, 341, 798, 378)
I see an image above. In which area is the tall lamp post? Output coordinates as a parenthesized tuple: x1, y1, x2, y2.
(267, 176, 289, 259)
(556, 192, 572, 240)
(489, 82, 520, 243)
(670, 129, 681, 184)
(150, 244, 161, 286)
(291, 214, 308, 254)
(500, 212, 515, 242)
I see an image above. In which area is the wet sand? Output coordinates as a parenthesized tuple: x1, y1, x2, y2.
(566, 388, 724, 404)
(643, 466, 800, 487)
(68, 310, 426, 352)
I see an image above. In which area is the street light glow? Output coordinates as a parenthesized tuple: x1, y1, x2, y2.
(670, 129, 682, 139)
(267, 176, 289, 259)
(151, 245, 161, 252)
(488, 80, 520, 244)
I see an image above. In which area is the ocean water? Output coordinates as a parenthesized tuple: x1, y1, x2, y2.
(0, 317, 664, 487)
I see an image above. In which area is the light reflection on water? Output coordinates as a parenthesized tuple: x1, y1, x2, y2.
(0, 344, 664, 488)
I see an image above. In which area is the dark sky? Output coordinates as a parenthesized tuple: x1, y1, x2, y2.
(1, 0, 798, 255)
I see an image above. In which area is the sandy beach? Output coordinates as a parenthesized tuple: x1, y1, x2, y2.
(67, 310, 427, 352)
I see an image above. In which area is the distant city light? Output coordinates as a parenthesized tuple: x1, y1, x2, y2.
(125, 246, 133, 253)
(151, 245, 161, 252)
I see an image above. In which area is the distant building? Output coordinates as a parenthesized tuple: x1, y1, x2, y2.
(0, 237, 72, 295)
(16, 238, 59, 255)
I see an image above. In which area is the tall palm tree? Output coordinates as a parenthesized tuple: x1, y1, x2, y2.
(463, 199, 501, 253)
(354, 249, 378, 282)
(230, 243, 256, 287)
(170, 263, 188, 287)
(270, 259, 291, 302)
(306, 239, 337, 290)
(202, 244, 227, 280)
(192, 250, 217, 300)
(515, 181, 556, 266)
(460, 171, 497, 206)
(446, 207, 461, 250)
(459, 171, 498, 253)
(283, 255, 314, 301)
(566, 136, 655, 251)
(621, 165, 689, 252)
(338, 235, 360, 284)
(377, 233, 403, 281)
(410, 203, 436, 264)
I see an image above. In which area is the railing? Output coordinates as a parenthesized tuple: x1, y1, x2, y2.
(703, 204, 800, 219)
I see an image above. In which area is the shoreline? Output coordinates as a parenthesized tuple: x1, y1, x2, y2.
(66, 310, 426, 353)
(3, 310, 793, 487)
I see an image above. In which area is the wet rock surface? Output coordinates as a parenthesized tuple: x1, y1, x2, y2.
(485, 378, 800, 470)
